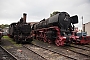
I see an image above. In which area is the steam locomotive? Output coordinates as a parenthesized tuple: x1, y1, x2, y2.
(9, 13, 32, 43)
(8, 12, 90, 46)
(32, 12, 90, 46)
(32, 12, 78, 46)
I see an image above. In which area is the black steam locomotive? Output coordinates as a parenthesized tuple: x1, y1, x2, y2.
(32, 12, 78, 46)
(9, 13, 32, 43)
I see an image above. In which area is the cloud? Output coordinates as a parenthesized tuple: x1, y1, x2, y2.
(0, 0, 90, 30)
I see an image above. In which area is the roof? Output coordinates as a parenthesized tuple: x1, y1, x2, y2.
(84, 22, 90, 25)
(28, 22, 38, 26)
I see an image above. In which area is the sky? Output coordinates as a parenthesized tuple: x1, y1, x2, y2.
(0, 0, 90, 29)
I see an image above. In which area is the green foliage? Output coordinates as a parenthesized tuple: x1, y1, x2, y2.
(50, 11, 60, 17)
(0, 24, 9, 29)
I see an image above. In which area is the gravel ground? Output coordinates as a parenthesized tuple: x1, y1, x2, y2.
(71, 44, 90, 51)
(1, 37, 45, 60)
(24, 44, 72, 60)
(0, 46, 16, 60)
(1, 36, 90, 60)
(32, 39, 90, 60)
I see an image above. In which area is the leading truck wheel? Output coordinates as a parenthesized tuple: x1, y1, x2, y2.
(55, 39, 64, 46)
(43, 34, 47, 42)
(48, 39, 52, 44)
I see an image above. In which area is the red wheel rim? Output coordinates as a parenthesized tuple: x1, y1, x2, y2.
(43, 35, 47, 42)
(44, 38, 47, 42)
(55, 40, 60, 46)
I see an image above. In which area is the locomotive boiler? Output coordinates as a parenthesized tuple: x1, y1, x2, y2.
(9, 13, 32, 43)
(32, 12, 78, 46)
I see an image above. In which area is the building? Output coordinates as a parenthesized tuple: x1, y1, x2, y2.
(28, 22, 38, 28)
(29, 22, 38, 26)
(2, 27, 9, 36)
(83, 22, 90, 36)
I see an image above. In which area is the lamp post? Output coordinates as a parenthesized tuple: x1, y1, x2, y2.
(82, 16, 83, 28)
(81, 16, 83, 36)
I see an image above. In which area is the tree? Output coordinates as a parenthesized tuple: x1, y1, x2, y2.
(0, 24, 4, 29)
(4, 24, 9, 27)
(50, 11, 60, 17)
(0, 24, 9, 29)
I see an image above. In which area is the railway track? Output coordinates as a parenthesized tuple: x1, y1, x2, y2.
(23, 44, 74, 60)
(63, 46, 90, 57)
(0, 45, 18, 60)
(63, 44, 90, 57)
(23, 45, 47, 60)
(32, 40, 90, 60)
(70, 44, 90, 51)
(83, 44, 90, 48)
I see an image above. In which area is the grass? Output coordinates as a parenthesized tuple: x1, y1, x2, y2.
(14, 44, 22, 47)
(3, 36, 11, 39)
(3, 36, 16, 44)
(4, 46, 13, 49)
(3, 36, 22, 47)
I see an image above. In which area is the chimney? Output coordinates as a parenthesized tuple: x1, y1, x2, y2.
(23, 13, 27, 23)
